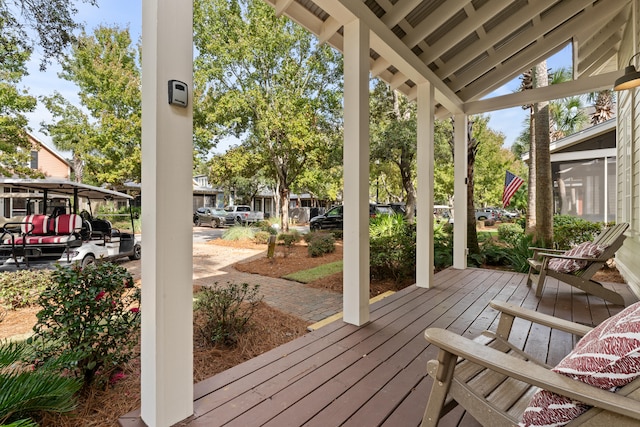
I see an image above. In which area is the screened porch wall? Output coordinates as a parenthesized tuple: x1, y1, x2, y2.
(553, 156, 616, 223)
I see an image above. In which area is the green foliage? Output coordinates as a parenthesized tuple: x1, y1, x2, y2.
(0, 15, 39, 178)
(222, 225, 256, 241)
(0, 340, 81, 425)
(307, 233, 336, 258)
(433, 221, 453, 269)
(28, 263, 141, 385)
(278, 230, 302, 247)
(0, 271, 53, 310)
(254, 220, 277, 235)
(553, 215, 602, 249)
(42, 25, 141, 185)
(194, 282, 262, 346)
(253, 231, 271, 244)
(193, 0, 343, 227)
(502, 234, 535, 273)
(497, 223, 524, 246)
(369, 214, 416, 282)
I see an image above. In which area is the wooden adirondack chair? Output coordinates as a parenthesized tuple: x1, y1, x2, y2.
(526, 222, 630, 306)
(421, 300, 640, 427)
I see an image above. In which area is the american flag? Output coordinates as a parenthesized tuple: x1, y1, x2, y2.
(502, 171, 524, 207)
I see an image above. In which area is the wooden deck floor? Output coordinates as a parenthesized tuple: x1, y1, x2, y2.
(119, 268, 636, 427)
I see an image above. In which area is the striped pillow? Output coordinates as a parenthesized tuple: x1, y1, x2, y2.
(520, 301, 640, 427)
(547, 241, 607, 274)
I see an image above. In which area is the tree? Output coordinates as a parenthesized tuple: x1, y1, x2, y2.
(533, 61, 553, 247)
(42, 26, 142, 186)
(208, 146, 265, 205)
(588, 90, 615, 125)
(549, 96, 588, 141)
(194, 0, 342, 231)
(2, 0, 97, 70)
(0, 14, 39, 178)
(369, 81, 417, 220)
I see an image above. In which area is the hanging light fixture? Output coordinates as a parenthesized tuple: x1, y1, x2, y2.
(614, 52, 640, 91)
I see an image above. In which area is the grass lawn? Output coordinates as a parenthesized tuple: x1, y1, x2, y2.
(283, 260, 343, 283)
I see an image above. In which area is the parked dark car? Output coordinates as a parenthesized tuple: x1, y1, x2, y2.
(193, 207, 227, 228)
(309, 204, 393, 230)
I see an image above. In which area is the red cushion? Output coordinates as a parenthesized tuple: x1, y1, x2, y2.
(55, 214, 82, 235)
(547, 241, 607, 273)
(22, 215, 50, 235)
(520, 301, 640, 426)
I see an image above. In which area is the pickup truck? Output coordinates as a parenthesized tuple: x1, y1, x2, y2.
(224, 205, 264, 225)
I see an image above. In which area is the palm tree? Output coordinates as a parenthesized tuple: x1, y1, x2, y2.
(532, 60, 553, 247)
(549, 96, 589, 141)
(588, 90, 615, 124)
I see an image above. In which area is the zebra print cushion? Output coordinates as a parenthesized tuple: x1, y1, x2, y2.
(520, 301, 640, 427)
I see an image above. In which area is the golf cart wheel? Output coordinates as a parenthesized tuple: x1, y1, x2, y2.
(214, 219, 220, 228)
(130, 243, 142, 260)
(81, 254, 96, 269)
(195, 218, 201, 227)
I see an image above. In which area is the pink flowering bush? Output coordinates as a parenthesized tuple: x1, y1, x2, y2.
(27, 262, 141, 386)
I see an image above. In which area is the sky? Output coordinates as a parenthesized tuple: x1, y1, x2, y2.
(20, 1, 572, 156)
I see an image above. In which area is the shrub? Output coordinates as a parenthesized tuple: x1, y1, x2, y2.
(222, 225, 256, 241)
(433, 220, 453, 269)
(497, 223, 524, 246)
(28, 263, 141, 385)
(0, 340, 81, 426)
(254, 231, 271, 244)
(0, 270, 53, 310)
(194, 282, 262, 346)
(502, 233, 535, 273)
(254, 220, 277, 235)
(553, 215, 602, 249)
(330, 230, 343, 240)
(370, 214, 416, 282)
(307, 233, 336, 257)
(278, 230, 301, 247)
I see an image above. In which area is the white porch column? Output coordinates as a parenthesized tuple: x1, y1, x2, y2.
(342, 19, 370, 326)
(141, 0, 193, 425)
(453, 113, 468, 269)
(416, 82, 434, 288)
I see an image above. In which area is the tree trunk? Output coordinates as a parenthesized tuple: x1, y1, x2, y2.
(525, 112, 536, 234)
(280, 186, 290, 232)
(466, 120, 480, 256)
(533, 61, 553, 247)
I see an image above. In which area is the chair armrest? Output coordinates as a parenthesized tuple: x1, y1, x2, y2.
(490, 301, 593, 337)
(537, 252, 609, 262)
(424, 328, 640, 421)
(528, 246, 564, 253)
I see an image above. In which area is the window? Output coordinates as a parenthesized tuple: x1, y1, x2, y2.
(30, 151, 38, 169)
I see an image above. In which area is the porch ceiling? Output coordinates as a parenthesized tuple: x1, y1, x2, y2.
(265, 0, 631, 115)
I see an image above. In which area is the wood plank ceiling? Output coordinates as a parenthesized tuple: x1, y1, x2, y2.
(266, 0, 631, 115)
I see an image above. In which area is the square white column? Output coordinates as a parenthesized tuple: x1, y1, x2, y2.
(342, 19, 370, 326)
(453, 113, 468, 269)
(141, 0, 194, 424)
(416, 82, 434, 288)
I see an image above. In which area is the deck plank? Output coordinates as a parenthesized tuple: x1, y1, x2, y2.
(121, 267, 637, 427)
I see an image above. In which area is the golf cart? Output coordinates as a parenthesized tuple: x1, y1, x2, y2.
(0, 178, 141, 270)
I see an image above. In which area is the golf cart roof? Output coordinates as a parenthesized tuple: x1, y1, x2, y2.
(0, 178, 133, 201)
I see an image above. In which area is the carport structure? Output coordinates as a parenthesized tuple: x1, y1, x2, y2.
(139, 0, 633, 425)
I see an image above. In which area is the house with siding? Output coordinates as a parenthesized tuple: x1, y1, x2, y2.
(1, 133, 71, 217)
(615, 5, 640, 300)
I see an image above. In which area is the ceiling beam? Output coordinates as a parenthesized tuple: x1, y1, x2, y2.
(578, 32, 622, 75)
(312, 0, 463, 113)
(402, 0, 468, 48)
(435, 0, 578, 81)
(580, 47, 620, 77)
(577, 8, 628, 59)
(464, 70, 623, 115)
(381, 0, 422, 28)
(455, 0, 624, 100)
(418, 0, 511, 64)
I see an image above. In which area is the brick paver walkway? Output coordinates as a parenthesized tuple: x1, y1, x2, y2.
(124, 243, 342, 323)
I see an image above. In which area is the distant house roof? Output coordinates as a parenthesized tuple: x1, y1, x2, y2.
(522, 119, 616, 162)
